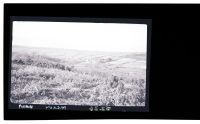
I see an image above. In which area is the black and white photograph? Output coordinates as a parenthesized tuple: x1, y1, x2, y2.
(10, 20, 147, 107)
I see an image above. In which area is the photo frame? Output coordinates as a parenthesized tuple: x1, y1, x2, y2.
(4, 3, 200, 120)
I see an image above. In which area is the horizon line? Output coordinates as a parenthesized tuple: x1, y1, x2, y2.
(12, 45, 146, 54)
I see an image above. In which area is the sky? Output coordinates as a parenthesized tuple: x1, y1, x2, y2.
(12, 21, 147, 53)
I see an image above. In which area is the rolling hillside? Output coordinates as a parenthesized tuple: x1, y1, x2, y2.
(11, 45, 146, 106)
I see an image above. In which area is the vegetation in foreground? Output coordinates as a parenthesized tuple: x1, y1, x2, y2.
(11, 46, 146, 106)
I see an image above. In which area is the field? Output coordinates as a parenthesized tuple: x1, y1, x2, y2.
(11, 45, 146, 106)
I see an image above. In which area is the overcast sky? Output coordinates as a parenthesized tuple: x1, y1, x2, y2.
(12, 21, 147, 53)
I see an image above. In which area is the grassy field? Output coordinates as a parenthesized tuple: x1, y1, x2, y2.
(10, 45, 146, 106)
